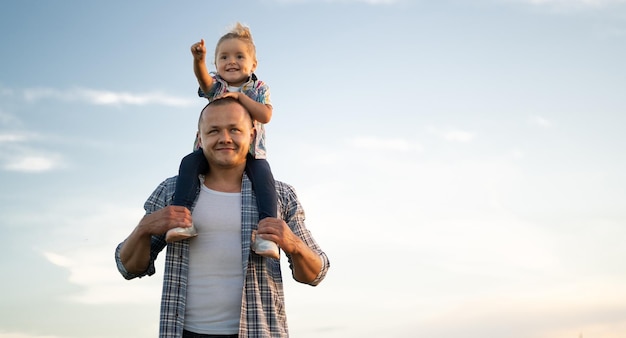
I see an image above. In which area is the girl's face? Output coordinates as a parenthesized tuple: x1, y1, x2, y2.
(215, 38, 257, 87)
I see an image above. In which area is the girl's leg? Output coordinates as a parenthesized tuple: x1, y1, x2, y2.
(244, 155, 277, 219)
(246, 156, 280, 258)
(173, 149, 208, 209)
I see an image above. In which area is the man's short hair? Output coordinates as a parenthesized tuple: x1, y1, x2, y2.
(197, 97, 252, 129)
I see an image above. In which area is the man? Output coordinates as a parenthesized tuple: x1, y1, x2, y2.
(115, 97, 330, 338)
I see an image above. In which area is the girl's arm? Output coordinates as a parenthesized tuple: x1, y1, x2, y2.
(191, 39, 214, 95)
(220, 91, 273, 124)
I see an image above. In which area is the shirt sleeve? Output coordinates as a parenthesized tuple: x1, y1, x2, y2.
(198, 73, 221, 100)
(255, 81, 272, 106)
(277, 181, 330, 286)
(114, 178, 173, 279)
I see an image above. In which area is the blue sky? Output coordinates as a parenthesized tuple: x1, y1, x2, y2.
(1, 0, 626, 337)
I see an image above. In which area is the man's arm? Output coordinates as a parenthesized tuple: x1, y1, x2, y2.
(257, 218, 322, 284)
(256, 182, 330, 285)
(119, 206, 192, 275)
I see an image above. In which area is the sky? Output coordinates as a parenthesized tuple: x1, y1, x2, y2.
(1, 0, 626, 337)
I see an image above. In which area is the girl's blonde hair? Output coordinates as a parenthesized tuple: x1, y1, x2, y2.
(214, 22, 257, 65)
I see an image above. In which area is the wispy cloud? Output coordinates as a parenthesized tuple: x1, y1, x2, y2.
(428, 126, 476, 143)
(530, 0, 626, 5)
(42, 248, 160, 305)
(0, 332, 62, 338)
(0, 132, 29, 143)
(443, 130, 475, 142)
(20, 87, 195, 107)
(512, 0, 626, 9)
(0, 132, 66, 173)
(529, 115, 552, 128)
(3, 154, 65, 173)
(40, 204, 160, 305)
(344, 0, 400, 3)
(348, 136, 424, 152)
(274, 0, 401, 4)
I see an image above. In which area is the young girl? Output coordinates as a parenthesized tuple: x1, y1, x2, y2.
(167, 23, 279, 259)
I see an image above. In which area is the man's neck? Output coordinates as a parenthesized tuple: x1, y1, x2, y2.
(203, 165, 245, 193)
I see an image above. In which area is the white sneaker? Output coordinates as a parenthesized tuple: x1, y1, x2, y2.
(252, 235, 280, 259)
(165, 225, 198, 243)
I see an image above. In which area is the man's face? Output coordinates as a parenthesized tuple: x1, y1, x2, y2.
(197, 101, 254, 169)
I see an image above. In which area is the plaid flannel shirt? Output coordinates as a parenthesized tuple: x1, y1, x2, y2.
(115, 174, 330, 338)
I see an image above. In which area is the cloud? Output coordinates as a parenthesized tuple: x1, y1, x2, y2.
(530, 0, 626, 4)
(39, 204, 161, 305)
(0, 332, 61, 338)
(410, 281, 626, 338)
(2, 154, 65, 173)
(428, 126, 476, 142)
(42, 252, 72, 268)
(0, 132, 68, 173)
(0, 132, 29, 143)
(443, 130, 475, 142)
(345, 0, 400, 3)
(414, 218, 561, 277)
(21, 87, 196, 107)
(42, 247, 160, 305)
(347, 136, 423, 152)
(512, 0, 626, 9)
(529, 115, 552, 128)
(274, 0, 401, 4)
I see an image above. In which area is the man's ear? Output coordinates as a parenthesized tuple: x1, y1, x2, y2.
(195, 131, 202, 147)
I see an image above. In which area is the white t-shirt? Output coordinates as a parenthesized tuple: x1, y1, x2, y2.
(184, 184, 243, 335)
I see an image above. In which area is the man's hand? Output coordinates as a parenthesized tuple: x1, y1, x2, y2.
(257, 217, 300, 254)
(139, 205, 192, 237)
(120, 205, 192, 275)
(190, 39, 206, 61)
(257, 217, 323, 284)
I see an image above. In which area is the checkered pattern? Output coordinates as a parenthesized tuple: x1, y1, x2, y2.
(115, 174, 330, 338)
